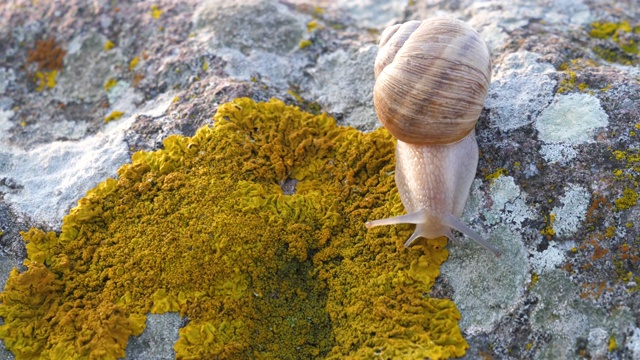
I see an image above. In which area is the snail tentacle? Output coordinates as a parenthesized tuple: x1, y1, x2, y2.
(442, 213, 502, 257)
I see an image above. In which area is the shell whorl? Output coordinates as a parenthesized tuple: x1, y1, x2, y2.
(373, 17, 492, 145)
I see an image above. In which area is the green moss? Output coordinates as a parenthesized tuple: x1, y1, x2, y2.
(0, 98, 467, 359)
(593, 46, 635, 65)
(590, 21, 624, 39)
(590, 21, 640, 64)
(555, 61, 595, 94)
(556, 71, 577, 93)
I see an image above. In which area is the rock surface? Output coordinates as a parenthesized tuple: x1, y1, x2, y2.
(1, 0, 640, 359)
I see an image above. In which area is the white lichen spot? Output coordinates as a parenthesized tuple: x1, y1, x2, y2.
(542, 0, 591, 25)
(535, 93, 608, 145)
(0, 68, 16, 95)
(305, 44, 377, 130)
(336, 0, 407, 28)
(552, 184, 590, 237)
(587, 328, 610, 359)
(107, 80, 133, 105)
(484, 175, 536, 227)
(0, 108, 15, 133)
(475, 22, 509, 54)
(531, 241, 567, 274)
(485, 51, 557, 132)
(450, 176, 530, 334)
(539, 143, 578, 165)
(33, 120, 88, 141)
(628, 327, 640, 358)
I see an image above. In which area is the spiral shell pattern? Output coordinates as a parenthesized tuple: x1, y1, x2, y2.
(374, 17, 491, 145)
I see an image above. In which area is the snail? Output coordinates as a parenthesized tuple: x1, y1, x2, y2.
(365, 17, 501, 257)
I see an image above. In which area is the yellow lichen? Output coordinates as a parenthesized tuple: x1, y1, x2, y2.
(104, 40, 116, 51)
(590, 21, 640, 64)
(614, 188, 638, 211)
(129, 56, 140, 71)
(590, 21, 625, 39)
(529, 271, 539, 290)
(307, 20, 318, 32)
(104, 78, 118, 91)
(0, 98, 467, 359)
(484, 168, 507, 182)
(608, 336, 617, 351)
(150, 5, 163, 19)
(104, 111, 125, 123)
(541, 213, 556, 238)
(556, 71, 577, 93)
(299, 39, 312, 49)
(35, 70, 57, 92)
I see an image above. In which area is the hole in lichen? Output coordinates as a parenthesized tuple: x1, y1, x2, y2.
(280, 178, 298, 195)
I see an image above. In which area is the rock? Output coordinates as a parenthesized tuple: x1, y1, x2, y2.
(1, 0, 640, 358)
(302, 44, 377, 131)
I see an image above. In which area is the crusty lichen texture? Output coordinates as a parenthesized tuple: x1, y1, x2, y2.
(0, 98, 467, 359)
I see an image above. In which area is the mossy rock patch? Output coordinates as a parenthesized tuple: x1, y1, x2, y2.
(0, 98, 467, 359)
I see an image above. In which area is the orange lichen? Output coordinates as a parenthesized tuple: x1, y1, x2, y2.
(0, 98, 467, 359)
(27, 38, 65, 92)
(27, 37, 66, 72)
(132, 73, 144, 87)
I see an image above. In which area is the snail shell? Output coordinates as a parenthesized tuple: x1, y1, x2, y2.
(367, 18, 501, 257)
(373, 17, 491, 145)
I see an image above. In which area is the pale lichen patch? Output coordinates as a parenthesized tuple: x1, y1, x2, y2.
(535, 93, 609, 145)
(485, 51, 556, 132)
(551, 184, 590, 237)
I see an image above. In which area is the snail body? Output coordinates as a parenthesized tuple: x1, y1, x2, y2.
(366, 17, 501, 256)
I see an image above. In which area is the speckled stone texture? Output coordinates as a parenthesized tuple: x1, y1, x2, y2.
(1, 0, 640, 359)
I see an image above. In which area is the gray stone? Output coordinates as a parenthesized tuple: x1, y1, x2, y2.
(54, 31, 126, 104)
(535, 93, 609, 145)
(193, 0, 305, 55)
(1, 0, 640, 358)
(303, 45, 378, 131)
(125, 313, 183, 360)
(485, 51, 557, 132)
